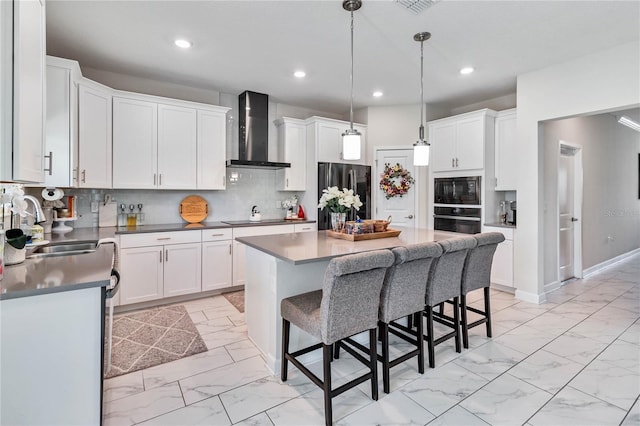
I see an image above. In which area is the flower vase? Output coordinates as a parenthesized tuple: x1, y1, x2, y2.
(330, 212, 347, 233)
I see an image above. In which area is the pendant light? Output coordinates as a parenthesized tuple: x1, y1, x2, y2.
(342, 0, 362, 161)
(413, 32, 431, 166)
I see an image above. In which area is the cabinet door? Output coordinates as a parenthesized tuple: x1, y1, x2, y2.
(277, 120, 306, 191)
(112, 97, 157, 188)
(12, 0, 46, 183)
(352, 124, 367, 165)
(495, 111, 517, 190)
(119, 246, 164, 305)
(232, 240, 246, 287)
(45, 64, 72, 187)
(163, 242, 202, 297)
(429, 121, 456, 172)
(456, 116, 484, 170)
(491, 238, 514, 287)
(202, 240, 232, 291)
(197, 109, 226, 190)
(316, 120, 343, 163)
(158, 103, 197, 189)
(78, 83, 112, 188)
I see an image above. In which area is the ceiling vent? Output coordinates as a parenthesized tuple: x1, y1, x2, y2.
(396, 0, 441, 15)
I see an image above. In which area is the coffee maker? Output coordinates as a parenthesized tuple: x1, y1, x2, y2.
(508, 201, 517, 225)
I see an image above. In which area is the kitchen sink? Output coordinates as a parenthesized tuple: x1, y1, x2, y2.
(27, 241, 98, 258)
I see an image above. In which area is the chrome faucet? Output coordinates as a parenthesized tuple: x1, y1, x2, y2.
(23, 195, 46, 224)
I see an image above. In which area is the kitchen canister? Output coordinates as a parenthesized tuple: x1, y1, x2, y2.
(5, 229, 27, 266)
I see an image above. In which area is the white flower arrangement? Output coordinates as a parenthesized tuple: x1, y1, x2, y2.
(317, 186, 363, 213)
(282, 195, 298, 210)
(1, 185, 30, 218)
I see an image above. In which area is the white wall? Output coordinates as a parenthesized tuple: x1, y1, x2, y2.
(542, 113, 640, 285)
(516, 41, 640, 303)
(450, 93, 516, 116)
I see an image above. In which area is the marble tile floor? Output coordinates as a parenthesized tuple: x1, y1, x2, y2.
(103, 253, 640, 425)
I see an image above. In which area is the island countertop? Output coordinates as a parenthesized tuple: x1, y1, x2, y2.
(235, 228, 460, 265)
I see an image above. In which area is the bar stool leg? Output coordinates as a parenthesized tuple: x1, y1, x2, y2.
(281, 319, 290, 382)
(484, 287, 492, 337)
(322, 344, 333, 426)
(369, 328, 379, 401)
(417, 311, 425, 374)
(425, 307, 435, 368)
(461, 294, 470, 349)
(453, 297, 461, 353)
(381, 322, 390, 394)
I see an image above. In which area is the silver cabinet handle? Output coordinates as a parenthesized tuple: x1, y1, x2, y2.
(159, 250, 163, 263)
(222, 175, 225, 187)
(81, 169, 86, 183)
(286, 178, 289, 188)
(455, 158, 459, 167)
(159, 174, 162, 186)
(229, 244, 231, 255)
(451, 158, 455, 168)
(165, 249, 168, 262)
(154, 174, 157, 185)
(210, 233, 225, 237)
(44, 151, 53, 175)
(405, 215, 414, 219)
(157, 237, 171, 241)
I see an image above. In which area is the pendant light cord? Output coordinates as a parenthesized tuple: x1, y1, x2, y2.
(419, 38, 424, 140)
(349, 8, 355, 131)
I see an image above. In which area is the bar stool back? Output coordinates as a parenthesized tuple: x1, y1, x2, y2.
(280, 249, 394, 426)
(460, 232, 505, 348)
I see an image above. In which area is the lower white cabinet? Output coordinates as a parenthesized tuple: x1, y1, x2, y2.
(202, 229, 233, 291)
(118, 231, 202, 305)
(484, 225, 514, 288)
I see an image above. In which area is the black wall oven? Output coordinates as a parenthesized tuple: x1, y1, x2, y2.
(433, 176, 481, 234)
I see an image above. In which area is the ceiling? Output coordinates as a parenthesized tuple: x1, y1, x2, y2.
(46, 0, 640, 115)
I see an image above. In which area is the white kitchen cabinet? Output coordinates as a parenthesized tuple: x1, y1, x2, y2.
(197, 108, 229, 190)
(158, 103, 197, 189)
(428, 109, 495, 173)
(12, 0, 46, 183)
(232, 224, 295, 287)
(275, 117, 306, 191)
(45, 56, 80, 187)
(0, 1, 12, 180)
(294, 223, 317, 233)
(78, 80, 112, 188)
(202, 229, 233, 291)
(112, 96, 158, 189)
(118, 231, 202, 305)
(484, 225, 514, 288)
(494, 108, 517, 190)
(307, 116, 366, 165)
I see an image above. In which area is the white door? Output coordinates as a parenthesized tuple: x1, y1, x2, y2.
(374, 149, 417, 229)
(558, 142, 583, 281)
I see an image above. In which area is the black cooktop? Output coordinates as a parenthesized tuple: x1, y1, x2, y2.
(221, 219, 289, 225)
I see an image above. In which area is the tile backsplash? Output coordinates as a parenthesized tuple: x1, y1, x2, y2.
(25, 168, 309, 229)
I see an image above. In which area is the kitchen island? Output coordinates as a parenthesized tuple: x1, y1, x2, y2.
(0, 243, 114, 426)
(236, 228, 457, 373)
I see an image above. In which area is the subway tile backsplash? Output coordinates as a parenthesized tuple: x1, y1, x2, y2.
(26, 168, 307, 229)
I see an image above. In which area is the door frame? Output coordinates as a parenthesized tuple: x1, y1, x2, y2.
(373, 146, 422, 229)
(557, 140, 583, 281)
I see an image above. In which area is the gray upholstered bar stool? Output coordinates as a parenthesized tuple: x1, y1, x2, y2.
(460, 232, 506, 348)
(334, 242, 443, 394)
(423, 235, 477, 368)
(280, 249, 394, 426)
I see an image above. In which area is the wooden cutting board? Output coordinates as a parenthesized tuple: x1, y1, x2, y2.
(180, 195, 209, 223)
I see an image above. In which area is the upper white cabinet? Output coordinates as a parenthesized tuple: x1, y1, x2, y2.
(494, 108, 517, 191)
(45, 56, 80, 188)
(112, 96, 158, 189)
(275, 117, 306, 191)
(197, 107, 229, 190)
(157, 103, 197, 189)
(113, 92, 229, 190)
(307, 116, 366, 165)
(12, 0, 46, 183)
(77, 80, 112, 188)
(0, 1, 12, 179)
(428, 109, 495, 173)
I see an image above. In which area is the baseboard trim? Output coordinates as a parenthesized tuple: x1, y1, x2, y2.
(515, 289, 546, 304)
(583, 248, 640, 278)
(544, 280, 562, 293)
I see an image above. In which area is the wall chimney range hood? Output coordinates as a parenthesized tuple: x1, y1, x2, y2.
(226, 91, 291, 169)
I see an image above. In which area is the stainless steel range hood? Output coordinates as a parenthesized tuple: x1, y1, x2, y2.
(226, 91, 290, 169)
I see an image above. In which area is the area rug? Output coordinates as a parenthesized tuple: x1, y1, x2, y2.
(105, 304, 208, 379)
(223, 290, 245, 313)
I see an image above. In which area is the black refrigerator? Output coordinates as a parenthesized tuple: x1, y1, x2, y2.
(317, 162, 371, 230)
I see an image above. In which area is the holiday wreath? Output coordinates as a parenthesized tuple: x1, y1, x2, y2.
(379, 162, 415, 199)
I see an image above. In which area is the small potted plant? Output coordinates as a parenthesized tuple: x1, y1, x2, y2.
(317, 186, 363, 232)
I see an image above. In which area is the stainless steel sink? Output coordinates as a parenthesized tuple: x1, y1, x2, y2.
(27, 241, 98, 258)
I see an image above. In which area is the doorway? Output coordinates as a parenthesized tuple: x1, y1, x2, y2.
(558, 140, 583, 281)
(374, 148, 418, 229)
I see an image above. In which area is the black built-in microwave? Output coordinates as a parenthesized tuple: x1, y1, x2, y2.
(434, 176, 481, 205)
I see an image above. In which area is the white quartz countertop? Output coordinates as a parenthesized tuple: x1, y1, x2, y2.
(235, 228, 461, 265)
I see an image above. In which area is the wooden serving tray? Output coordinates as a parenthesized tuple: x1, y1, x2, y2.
(326, 228, 401, 241)
(180, 195, 208, 223)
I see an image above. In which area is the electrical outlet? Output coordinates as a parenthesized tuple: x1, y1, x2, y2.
(90, 201, 99, 213)
(275, 200, 282, 209)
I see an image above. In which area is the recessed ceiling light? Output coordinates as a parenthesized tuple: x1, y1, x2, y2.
(460, 67, 474, 75)
(294, 70, 306, 78)
(174, 39, 192, 49)
(373, 91, 383, 97)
